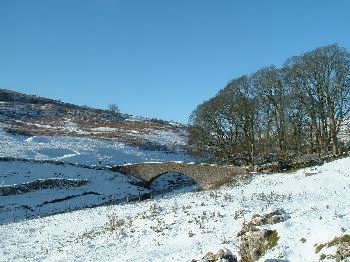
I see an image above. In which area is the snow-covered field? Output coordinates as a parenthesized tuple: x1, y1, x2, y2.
(0, 160, 150, 224)
(1, 156, 350, 261)
(0, 127, 197, 225)
(0, 128, 192, 165)
(0, 124, 349, 261)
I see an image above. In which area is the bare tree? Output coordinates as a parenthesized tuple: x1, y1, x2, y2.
(251, 66, 289, 156)
(109, 104, 120, 115)
(189, 44, 350, 165)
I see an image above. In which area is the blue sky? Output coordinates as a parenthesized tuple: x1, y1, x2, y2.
(1, 0, 349, 123)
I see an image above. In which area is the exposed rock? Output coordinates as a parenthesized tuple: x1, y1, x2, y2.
(238, 223, 259, 238)
(336, 241, 350, 261)
(239, 229, 279, 262)
(251, 209, 289, 225)
(203, 251, 216, 261)
(193, 248, 237, 262)
(238, 209, 289, 237)
(237, 210, 286, 262)
(315, 234, 350, 261)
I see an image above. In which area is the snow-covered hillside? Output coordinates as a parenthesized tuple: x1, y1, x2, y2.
(0, 160, 150, 224)
(1, 157, 350, 261)
(0, 127, 196, 225)
(0, 128, 192, 165)
(2, 89, 350, 261)
(0, 89, 190, 151)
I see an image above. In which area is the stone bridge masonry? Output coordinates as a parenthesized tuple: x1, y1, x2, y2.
(111, 162, 247, 190)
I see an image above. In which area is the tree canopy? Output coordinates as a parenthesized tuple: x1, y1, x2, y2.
(189, 44, 350, 165)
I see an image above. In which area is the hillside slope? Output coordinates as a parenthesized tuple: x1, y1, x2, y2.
(1, 157, 350, 261)
(0, 88, 188, 151)
(0, 121, 194, 224)
(0, 89, 196, 227)
(0, 127, 192, 165)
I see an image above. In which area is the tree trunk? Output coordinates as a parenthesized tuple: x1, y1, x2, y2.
(328, 103, 338, 155)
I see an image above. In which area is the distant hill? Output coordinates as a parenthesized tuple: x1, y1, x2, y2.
(0, 88, 188, 151)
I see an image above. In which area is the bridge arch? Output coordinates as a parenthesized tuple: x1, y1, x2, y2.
(111, 162, 246, 190)
(148, 171, 201, 192)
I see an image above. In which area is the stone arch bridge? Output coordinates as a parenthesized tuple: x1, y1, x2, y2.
(111, 162, 247, 190)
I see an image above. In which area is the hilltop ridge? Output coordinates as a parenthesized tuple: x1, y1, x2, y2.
(0, 88, 188, 151)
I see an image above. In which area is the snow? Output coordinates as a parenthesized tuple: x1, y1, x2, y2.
(0, 160, 149, 224)
(89, 127, 119, 132)
(0, 127, 195, 228)
(32, 123, 57, 129)
(0, 128, 193, 165)
(1, 115, 349, 261)
(142, 129, 188, 146)
(1, 156, 350, 261)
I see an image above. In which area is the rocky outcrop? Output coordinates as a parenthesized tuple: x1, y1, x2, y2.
(238, 209, 289, 237)
(239, 229, 279, 262)
(238, 210, 289, 262)
(192, 248, 237, 262)
(336, 240, 350, 261)
(192, 210, 288, 262)
(316, 234, 350, 261)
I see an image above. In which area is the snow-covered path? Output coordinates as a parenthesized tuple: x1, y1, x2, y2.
(1, 158, 350, 261)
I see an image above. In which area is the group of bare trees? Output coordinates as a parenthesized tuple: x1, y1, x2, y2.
(189, 44, 350, 165)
